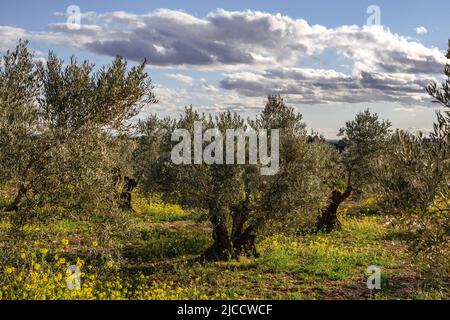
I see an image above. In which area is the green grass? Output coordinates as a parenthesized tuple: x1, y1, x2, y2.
(257, 217, 397, 282)
(133, 196, 203, 222)
(0, 191, 448, 300)
(124, 228, 211, 262)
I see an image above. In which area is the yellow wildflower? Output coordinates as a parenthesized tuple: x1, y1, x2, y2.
(76, 257, 84, 268)
(5, 267, 15, 274)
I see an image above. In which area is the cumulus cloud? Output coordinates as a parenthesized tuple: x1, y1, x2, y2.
(0, 9, 447, 106)
(201, 83, 220, 93)
(415, 26, 428, 35)
(23, 9, 445, 73)
(153, 83, 264, 114)
(220, 67, 434, 104)
(0, 26, 28, 50)
(164, 73, 194, 85)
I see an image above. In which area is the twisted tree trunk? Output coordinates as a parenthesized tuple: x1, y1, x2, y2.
(3, 182, 28, 212)
(232, 225, 258, 257)
(202, 199, 259, 261)
(317, 185, 352, 233)
(202, 205, 233, 261)
(230, 200, 258, 257)
(119, 176, 137, 211)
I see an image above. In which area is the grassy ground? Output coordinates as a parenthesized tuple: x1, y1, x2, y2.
(0, 193, 448, 300)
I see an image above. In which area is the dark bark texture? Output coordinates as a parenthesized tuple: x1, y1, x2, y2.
(202, 200, 258, 261)
(202, 205, 233, 261)
(3, 183, 28, 212)
(119, 176, 137, 211)
(230, 200, 258, 257)
(316, 185, 352, 233)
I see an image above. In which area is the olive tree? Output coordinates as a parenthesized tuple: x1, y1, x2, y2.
(0, 41, 156, 258)
(316, 109, 391, 232)
(137, 96, 333, 260)
(375, 41, 450, 283)
(376, 129, 449, 283)
(0, 41, 43, 213)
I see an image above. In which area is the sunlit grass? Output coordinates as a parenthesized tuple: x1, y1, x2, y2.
(257, 217, 397, 281)
(0, 246, 234, 300)
(133, 195, 193, 222)
(0, 193, 447, 300)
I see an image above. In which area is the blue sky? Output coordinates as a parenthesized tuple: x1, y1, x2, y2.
(0, 0, 448, 137)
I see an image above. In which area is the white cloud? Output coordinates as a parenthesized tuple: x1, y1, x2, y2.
(164, 73, 194, 85)
(152, 83, 265, 115)
(0, 26, 27, 50)
(0, 9, 447, 107)
(415, 26, 428, 35)
(220, 67, 435, 105)
(393, 107, 417, 113)
(20, 9, 444, 73)
(201, 83, 219, 93)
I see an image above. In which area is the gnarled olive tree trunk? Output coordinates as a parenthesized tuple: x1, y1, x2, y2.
(119, 176, 137, 211)
(230, 201, 258, 258)
(202, 204, 233, 261)
(3, 182, 28, 212)
(316, 185, 352, 233)
(202, 200, 258, 261)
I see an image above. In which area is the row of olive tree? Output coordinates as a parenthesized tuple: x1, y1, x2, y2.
(1, 40, 446, 282)
(133, 96, 392, 260)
